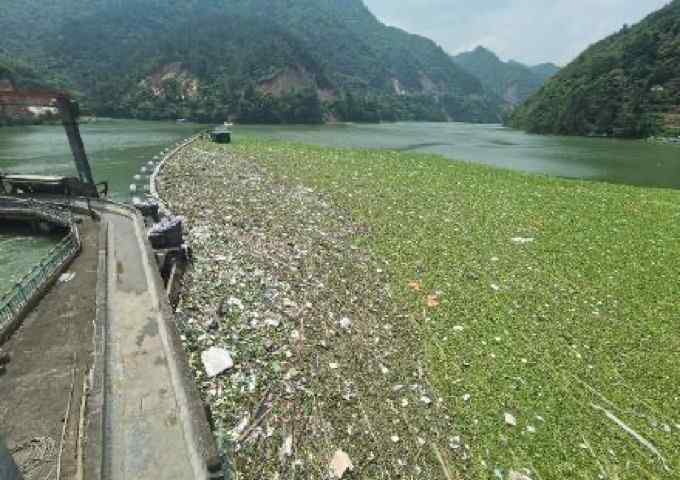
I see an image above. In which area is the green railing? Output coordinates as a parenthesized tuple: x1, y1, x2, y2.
(0, 204, 81, 334)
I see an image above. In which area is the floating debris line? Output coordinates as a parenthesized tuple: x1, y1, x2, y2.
(158, 141, 466, 478)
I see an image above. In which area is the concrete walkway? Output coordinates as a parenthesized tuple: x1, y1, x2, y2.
(104, 211, 194, 479)
(98, 205, 220, 480)
(1, 197, 220, 479)
(0, 219, 99, 479)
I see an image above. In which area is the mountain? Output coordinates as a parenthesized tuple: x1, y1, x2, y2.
(452, 47, 559, 108)
(0, 0, 503, 124)
(530, 63, 561, 82)
(510, 0, 680, 138)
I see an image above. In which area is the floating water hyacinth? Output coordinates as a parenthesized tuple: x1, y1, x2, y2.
(158, 136, 680, 479)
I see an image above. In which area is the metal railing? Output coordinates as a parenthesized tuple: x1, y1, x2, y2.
(0, 199, 81, 333)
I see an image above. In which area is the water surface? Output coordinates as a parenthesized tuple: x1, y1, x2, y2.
(2, 120, 679, 293)
(240, 122, 680, 189)
(0, 119, 201, 293)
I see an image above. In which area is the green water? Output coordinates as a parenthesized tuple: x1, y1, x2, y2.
(0, 119, 201, 294)
(1, 119, 679, 295)
(240, 122, 680, 189)
(0, 229, 62, 296)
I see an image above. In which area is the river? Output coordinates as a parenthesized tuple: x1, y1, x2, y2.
(1, 119, 679, 294)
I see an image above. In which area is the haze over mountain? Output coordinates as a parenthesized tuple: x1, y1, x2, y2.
(0, 0, 503, 124)
(510, 0, 680, 138)
(452, 46, 560, 108)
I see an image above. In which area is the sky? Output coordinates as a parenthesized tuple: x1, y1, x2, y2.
(362, 0, 671, 66)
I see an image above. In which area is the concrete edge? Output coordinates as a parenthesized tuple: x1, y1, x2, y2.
(0, 222, 82, 345)
(102, 203, 222, 478)
(82, 220, 109, 480)
(129, 210, 223, 478)
(149, 136, 224, 476)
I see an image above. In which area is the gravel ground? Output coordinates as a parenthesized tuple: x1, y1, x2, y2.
(159, 141, 466, 479)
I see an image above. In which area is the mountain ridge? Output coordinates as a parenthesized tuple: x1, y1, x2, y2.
(509, 0, 680, 137)
(451, 46, 560, 109)
(0, 0, 503, 124)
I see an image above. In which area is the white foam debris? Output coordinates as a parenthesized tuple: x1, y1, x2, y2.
(59, 272, 76, 283)
(505, 413, 517, 426)
(279, 434, 293, 461)
(227, 296, 244, 310)
(329, 449, 353, 478)
(339, 316, 352, 330)
(509, 471, 533, 480)
(201, 347, 234, 377)
(511, 237, 535, 244)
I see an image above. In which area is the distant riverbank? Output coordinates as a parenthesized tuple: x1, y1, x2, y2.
(159, 136, 680, 479)
(647, 135, 680, 146)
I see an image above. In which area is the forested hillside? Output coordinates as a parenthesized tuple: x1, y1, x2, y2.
(452, 47, 559, 108)
(0, 0, 503, 124)
(510, 0, 680, 138)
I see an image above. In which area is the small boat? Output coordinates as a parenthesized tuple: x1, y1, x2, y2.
(210, 126, 232, 144)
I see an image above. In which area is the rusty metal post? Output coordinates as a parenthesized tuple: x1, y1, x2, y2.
(55, 96, 96, 189)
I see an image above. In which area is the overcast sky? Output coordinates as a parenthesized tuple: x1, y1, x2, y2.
(363, 0, 670, 66)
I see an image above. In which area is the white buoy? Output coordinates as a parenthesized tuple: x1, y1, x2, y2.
(141, 166, 147, 174)
(133, 174, 142, 181)
(129, 184, 137, 193)
(147, 161, 154, 167)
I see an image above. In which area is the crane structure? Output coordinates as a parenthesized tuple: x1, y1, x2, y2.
(0, 88, 103, 198)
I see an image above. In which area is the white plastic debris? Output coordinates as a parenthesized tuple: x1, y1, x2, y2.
(227, 297, 244, 310)
(453, 325, 465, 332)
(511, 237, 535, 244)
(329, 449, 353, 478)
(505, 413, 517, 427)
(59, 272, 76, 283)
(491, 283, 501, 291)
(390, 435, 400, 443)
(339, 317, 352, 330)
(201, 347, 234, 377)
(509, 471, 533, 480)
(264, 318, 281, 328)
(279, 434, 293, 461)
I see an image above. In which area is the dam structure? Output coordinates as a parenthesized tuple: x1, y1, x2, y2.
(0, 130, 221, 478)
